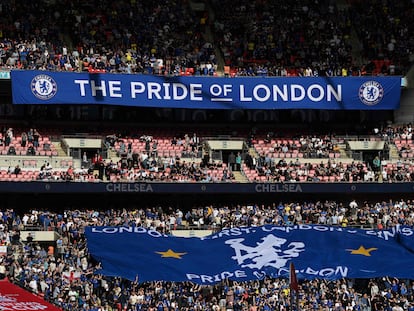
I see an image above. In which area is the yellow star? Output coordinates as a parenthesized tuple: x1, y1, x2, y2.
(155, 249, 187, 259)
(347, 246, 378, 256)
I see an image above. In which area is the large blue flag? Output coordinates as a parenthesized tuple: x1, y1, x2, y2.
(85, 225, 414, 284)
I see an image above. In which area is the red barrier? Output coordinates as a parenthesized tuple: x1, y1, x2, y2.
(0, 279, 62, 310)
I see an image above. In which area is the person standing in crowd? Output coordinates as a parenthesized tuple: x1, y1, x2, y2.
(228, 152, 236, 171)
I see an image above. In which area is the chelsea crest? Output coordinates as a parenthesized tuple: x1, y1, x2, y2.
(358, 80, 384, 106)
(31, 74, 57, 100)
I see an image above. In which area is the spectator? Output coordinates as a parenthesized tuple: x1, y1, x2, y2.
(228, 152, 236, 171)
(21, 131, 27, 147)
(7, 145, 16, 155)
(27, 145, 36, 156)
(13, 165, 21, 175)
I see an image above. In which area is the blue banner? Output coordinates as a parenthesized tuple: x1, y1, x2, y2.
(2, 181, 414, 194)
(11, 70, 401, 110)
(85, 225, 414, 284)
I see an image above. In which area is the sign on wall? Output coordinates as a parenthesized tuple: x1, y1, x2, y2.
(12, 70, 401, 110)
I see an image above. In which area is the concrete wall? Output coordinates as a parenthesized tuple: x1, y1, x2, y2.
(207, 140, 244, 150)
(171, 230, 213, 238)
(21, 231, 60, 242)
(347, 141, 385, 150)
(0, 155, 75, 169)
(395, 88, 414, 124)
(63, 138, 103, 149)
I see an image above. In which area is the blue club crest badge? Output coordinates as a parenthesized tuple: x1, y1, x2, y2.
(358, 80, 384, 106)
(31, 74, 57, 100)
(225, 234, 305, 270)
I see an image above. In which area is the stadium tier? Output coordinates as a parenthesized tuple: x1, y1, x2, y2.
(0, 0, 414, 310)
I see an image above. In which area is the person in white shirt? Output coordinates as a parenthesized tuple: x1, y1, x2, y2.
(29, 278, 38, 293)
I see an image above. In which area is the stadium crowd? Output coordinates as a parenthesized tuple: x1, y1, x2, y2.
(0, 198, 414, 310)
(0, 125, 413, 184)
(213, 0, 413, 76)
(0, 0, 216, 76)
(212, 0, 354, 76)
(30, 150, 414, 184)
(0, 0, 412, 76)
(349, 0, 414, 75)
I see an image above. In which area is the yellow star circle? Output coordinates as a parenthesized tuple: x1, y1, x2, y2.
(155, 249, 187, 259)
(347, 245, 378, 256)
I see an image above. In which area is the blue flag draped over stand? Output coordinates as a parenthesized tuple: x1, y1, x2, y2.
(85, 225, 414, 285)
